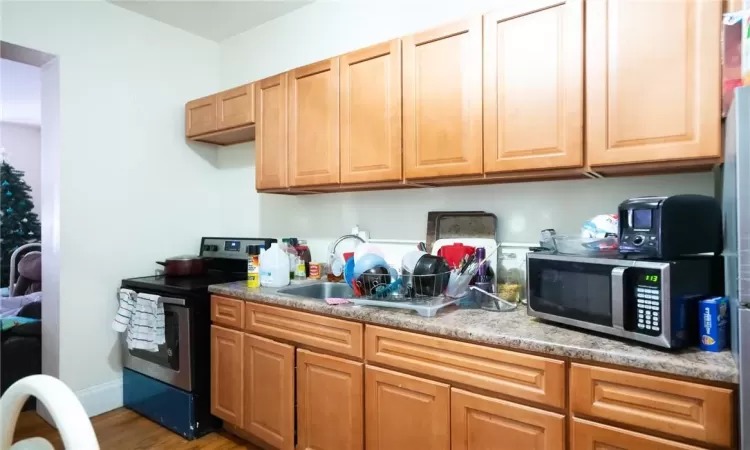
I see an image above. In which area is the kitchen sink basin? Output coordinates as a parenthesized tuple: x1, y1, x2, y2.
(278, 282, 354, 300)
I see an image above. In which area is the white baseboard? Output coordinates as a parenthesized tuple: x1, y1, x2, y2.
(74, 378, 123, 418)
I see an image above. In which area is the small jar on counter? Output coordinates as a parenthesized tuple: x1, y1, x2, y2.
(309, 262, 323, 279)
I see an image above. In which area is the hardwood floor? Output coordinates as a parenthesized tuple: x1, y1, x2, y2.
(13, 408, 264, 449)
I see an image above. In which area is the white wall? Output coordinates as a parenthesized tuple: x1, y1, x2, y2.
(2, 0, 222, 404)
(0, 122, 41, 215)
(219, 0, 715, 259)
(0, 58, 42, 127)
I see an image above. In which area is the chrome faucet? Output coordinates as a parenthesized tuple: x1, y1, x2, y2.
(329, 234, 366, 259)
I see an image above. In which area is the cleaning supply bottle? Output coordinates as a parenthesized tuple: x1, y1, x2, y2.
(247, 245, 261, 288)
(260, 243, 291, 288)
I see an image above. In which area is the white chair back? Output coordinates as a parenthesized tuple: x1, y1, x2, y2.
(0, 375, 98, 450)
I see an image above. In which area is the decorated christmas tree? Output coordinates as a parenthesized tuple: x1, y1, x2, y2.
(0, 160, 41, 286)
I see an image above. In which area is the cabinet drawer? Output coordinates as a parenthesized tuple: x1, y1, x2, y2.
(211, 296, 244, 329)
(571, 418, 707, 450)
(570, 364, 734, 447)
(245, 302, 363, 358)
(365, 325, 565, 408)
(452, 388, 565, 450)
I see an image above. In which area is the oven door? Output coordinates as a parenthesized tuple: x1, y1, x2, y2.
(121, 296, 192, 392)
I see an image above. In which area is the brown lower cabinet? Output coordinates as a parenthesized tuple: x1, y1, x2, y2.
(210, 325, 243, 425)
(210, 298, 735, 450)
(571, 418, 707, 450)
(297, 349, 363, 450)
(451, 389, 565, 450)
(242, 333, 294, 450)
(365, 365, 450, 450)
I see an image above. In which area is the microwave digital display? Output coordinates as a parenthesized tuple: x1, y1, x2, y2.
(632, 209, 652, 229)
(640, 274, 659, 284)
(224, 240, 241, 252)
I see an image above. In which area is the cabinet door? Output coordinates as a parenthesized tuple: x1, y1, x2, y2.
(297, 349, 363, 450)
(340, 40, 402, 184)
(185, 94, 216, 137)
(217, 84, 254, 131)
(451, 389, 565, 450)
(403, 18, 482, 179)
(288, 58, 340, 187)
(365, 365, 449, 450)
(484, 1, 583, 173)
(571, 418, 707, 450)
(255, 74, 288, 190)
(210, 325, 243, 425)
(586, 0, 721, 167)
(243, 334, 294, 450)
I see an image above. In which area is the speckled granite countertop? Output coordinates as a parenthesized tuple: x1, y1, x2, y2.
(209, 281, 738, 384)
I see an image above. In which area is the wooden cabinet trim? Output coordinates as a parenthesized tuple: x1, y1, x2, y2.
(402, 17, 483, 179)
(570, 363, 733, 447)
(365, 325, 565, 408)
(340, 39, 402, 184)
(451, 388, 565, 450)
(297, 349, 364, 450)
(210, 325, 243, 425)
(294, 59, 336, 79)
(365, 365, 450, 450)
(211, 295, 244, 329)
(255, 73, 288, 190)
(245, 302, 363, 358)
(571, 418, 708, 450)
(243, 333, 294, 450)
(483, 0, 583, 173)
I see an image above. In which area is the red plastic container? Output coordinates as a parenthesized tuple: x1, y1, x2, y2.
(437, 243, 476, 269)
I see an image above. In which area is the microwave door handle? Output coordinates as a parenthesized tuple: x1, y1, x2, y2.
(611, 267, 627, 330)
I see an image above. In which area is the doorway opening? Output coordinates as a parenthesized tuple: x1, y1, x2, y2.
(0, 41, 60, 424)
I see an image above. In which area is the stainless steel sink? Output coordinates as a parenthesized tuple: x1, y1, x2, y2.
(278, 282, 354, 300)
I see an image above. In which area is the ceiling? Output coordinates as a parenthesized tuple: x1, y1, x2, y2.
(111, 0, 311, 42)
(0, 59, 41, 127)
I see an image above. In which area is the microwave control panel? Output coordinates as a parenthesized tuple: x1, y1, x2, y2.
(635, 272, 662, 335)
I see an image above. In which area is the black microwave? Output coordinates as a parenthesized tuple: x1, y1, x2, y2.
(526, 253, 723, 348)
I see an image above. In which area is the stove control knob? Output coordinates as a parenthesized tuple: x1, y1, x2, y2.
(209, 245, 219, 252)
(633, 235, 645, 246)
(203, 244, 211, 252)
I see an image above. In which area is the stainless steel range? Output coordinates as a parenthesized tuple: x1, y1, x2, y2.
(120, 236, 275, 439)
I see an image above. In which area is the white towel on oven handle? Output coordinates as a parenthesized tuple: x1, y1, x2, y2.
(112, 289, 165, 352)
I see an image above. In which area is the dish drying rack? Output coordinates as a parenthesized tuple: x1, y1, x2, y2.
(348, 256, 516, 317)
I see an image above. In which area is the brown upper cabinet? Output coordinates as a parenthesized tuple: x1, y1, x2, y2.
(340, 40, 403, 184)
(185, 95, 216, 137)
(288, 58, 341, 187)
(186, 84, 255, 145)
(483, 0, 583, 174)
(195, 0, 724, 192)
(255, 74, 289, 191)
(402, 18, 483, 180)
(586, 0, 721, 170)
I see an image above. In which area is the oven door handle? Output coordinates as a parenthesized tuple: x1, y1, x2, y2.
(611, 267, 628, 330)
(160, 296, 186, 306)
